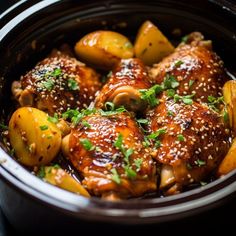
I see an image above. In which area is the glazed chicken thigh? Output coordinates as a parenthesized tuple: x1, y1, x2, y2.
(95, 58, 151, 112)
(149, 32, 229, 103)
(146, 94, 230, 194)
(62, 112, 157, 200)
(12, 50, 101, 115)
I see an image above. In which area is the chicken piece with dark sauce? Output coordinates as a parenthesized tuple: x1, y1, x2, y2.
(148, 32, 229, 103)
(12, 50, 101, 115)
(62, 112, 157, 200)
(146, 94, 231, 195)
(95, 58, 152, 112)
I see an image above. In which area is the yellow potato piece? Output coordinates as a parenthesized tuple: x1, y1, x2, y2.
(134, 20, 174, 66)
(9, 107, 61, 166)
(74, 30, 134, 70)
(223, 80, 236, 134)
(217, 138, 236, 176)
(43, 166, 90, 197)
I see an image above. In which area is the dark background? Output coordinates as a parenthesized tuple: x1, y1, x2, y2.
(1, 0, 236, 235)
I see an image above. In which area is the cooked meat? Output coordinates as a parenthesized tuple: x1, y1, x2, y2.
(62, 112, 157, 200)
(148, 32, 229, 103)
(95, 58, 151, 112)
(12, 50, 101, 115)
(146, 93, 231, 194)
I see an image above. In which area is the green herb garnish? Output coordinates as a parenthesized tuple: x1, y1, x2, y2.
(134, 158, 143, 171)
(207, 96, 224, 112)
(40, 125, 48, 131)
(62, 108, 96, 125)
(68, 79, 79, 90)
(81, 120, 91, 128)
(167, 110, 174, 117)
(166, 89, 176, 97)
(47, 113, 59, 124)
(99, 106, 127, 116)
(181, 35, 189, 43)
(223, 109, 229, 123)
(51, 68, 62, 77)
(9, 148, 15, 156)
(147, 128, 167, 140)
(194, 159, 206, 167)
(146, 128, 166, 149)
(114, 134, 136, 179)
(124, 166, 137, 179)
(139, 74, 180, 107)
(174, 93, 195, 105)
(0, 123, 8, 130)
(177, 134, 185, 142)
(139, 84, 162, 107)
(189, 80, 195, 88)
(163, 74, 179, 89)
(136, 119, 149, 124)
(37, 166, 46, 179)
(186, 163, 193, 170)
(175, 60, 183, 67)
(80, 138, 95, 151)
(111, 168, 121, 184)
(143, 136, 151, 147)
(40, 78, 55, 91)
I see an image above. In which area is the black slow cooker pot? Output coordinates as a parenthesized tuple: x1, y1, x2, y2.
(0, 0, 236, 233)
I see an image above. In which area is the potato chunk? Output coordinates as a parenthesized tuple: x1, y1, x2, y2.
(9, 107, 61, 166)
(217, 138, 236, 176)
(74, 30, 134, 70)
(223, 80, 236, 134)
(134, 20, 174, 65)
(40, 166, 90, 197)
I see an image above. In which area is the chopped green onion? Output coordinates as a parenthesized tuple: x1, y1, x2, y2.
(181, 35, 189, 43)
(47, 113, 59, 124)
(80, 138, 95, 151)
(189, 80, 195, 88)
(175, 60, 183, 67)
(51, 68, 62, 77)
(194, 159, 206, 167)
(134, 158, 143, 171)
(177, 134, 185, 142)
(68, 79, 79, 90)
(0, 123, 8, 130)
(137, 119, 149, 124)
(81, 120, 91, 128)
(37, 166, 46, 179)
(111, 168, 121, 184)
(40, 125, 48, 130)
(167, 110, 174, 117)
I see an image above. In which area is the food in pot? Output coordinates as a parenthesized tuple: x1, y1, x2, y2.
(38, 165, 90, 197)
(146, 93, 230, 194)
(134, 20, 175, 65)
(12, 50, 101, 115)
(74, 30, 134, 70)
(95, 58, 151, 112)
(8, 107, 61, 166)
(2, 20, 235, 200)
(223, 80, 236, 135)
(148, 32, 228, 103)
(62, 112, 157, 200)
